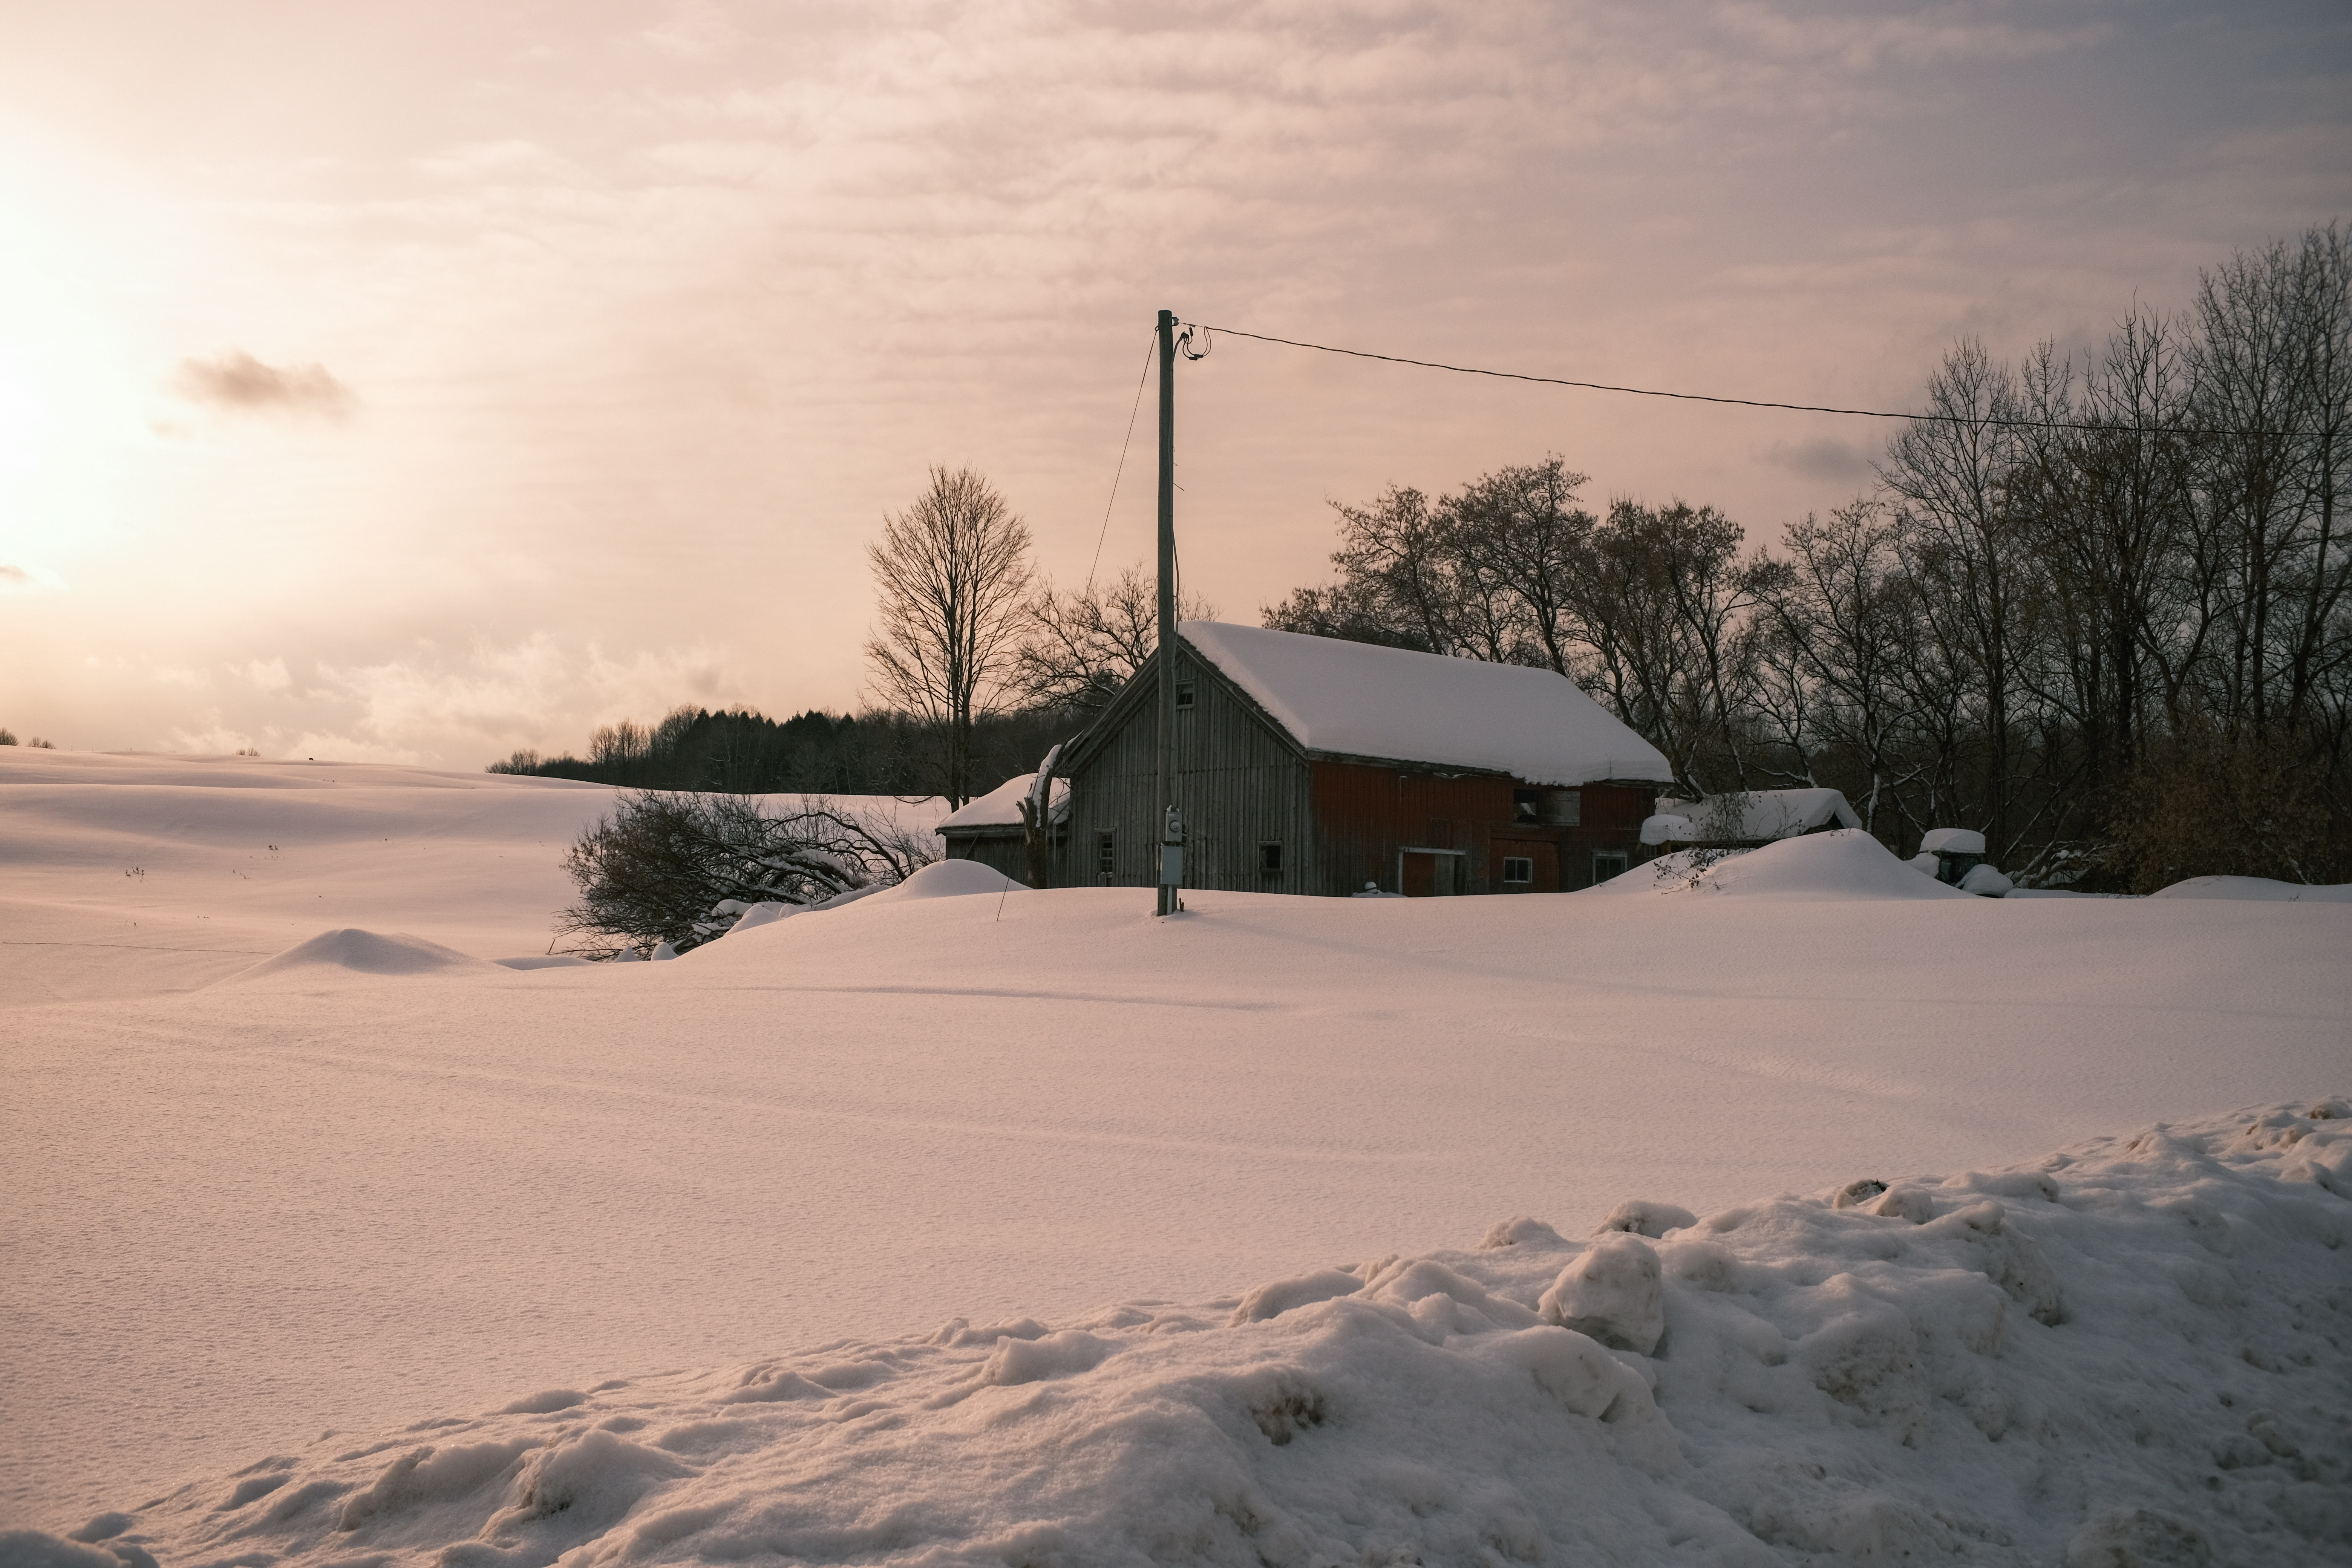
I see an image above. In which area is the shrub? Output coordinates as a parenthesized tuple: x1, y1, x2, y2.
(556, 791, 934, 958)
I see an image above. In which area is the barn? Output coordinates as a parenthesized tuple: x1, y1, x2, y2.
(964, 621, 1675, 896)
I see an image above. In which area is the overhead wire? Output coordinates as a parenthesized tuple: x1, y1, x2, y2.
(1086, 333, 1160, 598)
(1174, 320, 2264, 439)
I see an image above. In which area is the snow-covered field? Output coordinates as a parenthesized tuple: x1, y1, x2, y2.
(4, 752, 2349, 1564)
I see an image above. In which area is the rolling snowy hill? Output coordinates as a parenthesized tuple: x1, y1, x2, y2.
(3, 752, 2346, 1563)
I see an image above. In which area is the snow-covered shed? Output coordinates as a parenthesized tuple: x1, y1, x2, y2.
(1046, 621, 1675, 896)
(1639, 788, 1862, 850)
(936, 770, 1068, 884)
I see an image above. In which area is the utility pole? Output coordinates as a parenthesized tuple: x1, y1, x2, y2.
(1155, 308, 1182, 916)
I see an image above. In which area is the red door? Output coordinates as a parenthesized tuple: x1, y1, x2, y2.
(1401, 851, 1458, 896)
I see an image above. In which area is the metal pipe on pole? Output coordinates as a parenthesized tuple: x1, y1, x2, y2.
(1155, 309, 1180, 917)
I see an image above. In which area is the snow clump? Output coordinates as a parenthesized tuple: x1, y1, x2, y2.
(36, 1099, 2351, 1567)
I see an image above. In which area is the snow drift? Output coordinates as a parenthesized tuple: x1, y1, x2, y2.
(2151, 877, 2352, 904)
(1596, 828, 1971, 900)
(856, 857, 1028, 903)
(29, 1101, 2350, 1567)
(222, 928, 493, 982)
(9, 753, 2350, 1546)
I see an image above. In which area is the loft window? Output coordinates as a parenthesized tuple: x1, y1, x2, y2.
(1502, 856, 1534, 884)
(1513, 788, 1540, 823)
(1097, 830, 1116, 880)
(1260, 841, 1283, 874)
(1175, 681, 1196, 710)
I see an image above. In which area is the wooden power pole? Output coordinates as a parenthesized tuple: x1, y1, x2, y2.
(1155, 308, 1181, 917)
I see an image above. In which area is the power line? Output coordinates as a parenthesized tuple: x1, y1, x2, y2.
(1085, 333, 1159, 597)
(1178, 320, 2265, 439)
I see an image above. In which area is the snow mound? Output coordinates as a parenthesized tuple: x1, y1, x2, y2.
(66, 1101, 2352, 1568)
(2151, 876, 2352, 903)
(221, 928, 492, 983)
(857, 858, 1028, 903)
(1598, 829, 1972, 900)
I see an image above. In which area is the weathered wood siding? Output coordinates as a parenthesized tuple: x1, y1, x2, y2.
(1057, 645, 1312, 893)
(1553, 784, 1657, 888)
(937, 829, 1032, 885)
(1311, 762, 1516, 896)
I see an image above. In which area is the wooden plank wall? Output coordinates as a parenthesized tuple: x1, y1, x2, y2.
(1316, 769, 1659, 895)
(938, 831, 1030, 885)
(1312, 763, 1516, 896)
(1057, 647, 1311, 892)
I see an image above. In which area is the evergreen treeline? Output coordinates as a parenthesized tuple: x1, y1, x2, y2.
(488, 704, 1069, 801)
(1265, 225, 2352, 891)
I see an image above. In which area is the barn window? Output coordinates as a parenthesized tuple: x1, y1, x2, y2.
(1097, 830, 1116, 881)
(1502, 856, 1534, 884)
(1513, 789, 1540, 823)
(1260, 841, 1283, 874)
(1592, 850, 1629, 884)
(1175, 681, 1196, 710)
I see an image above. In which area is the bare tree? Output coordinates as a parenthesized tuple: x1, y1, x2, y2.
(1453, 456, 1596, 677)
(1880, 340, 2032, 854)
(1755, 500, 1919, 833)
(865, 466, 1035, 807)
(1013, 565, 1214, 718)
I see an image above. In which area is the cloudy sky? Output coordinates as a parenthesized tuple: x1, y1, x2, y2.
(3, 0, 2347, 767)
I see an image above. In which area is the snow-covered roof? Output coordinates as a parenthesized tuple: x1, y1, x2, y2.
(1919, 827, 1986, 857)
(936, 771, 1070, 832)
(1640, 788, 1861, 845)
(1177, 621, 1674, 786)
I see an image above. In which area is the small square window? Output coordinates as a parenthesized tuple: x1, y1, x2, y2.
(1260, 841, 1283, 874)
(1175, 681, 1196, 710)
(1592, 850, 1629, 884)
(1502, 855, 1534, 884)
(1512, 789, 1540, 823)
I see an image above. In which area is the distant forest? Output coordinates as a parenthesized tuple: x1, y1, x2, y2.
(488, 705, 1070, 800)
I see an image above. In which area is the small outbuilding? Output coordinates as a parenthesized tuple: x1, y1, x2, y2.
(1639, 789, 1862, 851)
(936, 770, 1069, 884)
(1017, 621, 1675, 896)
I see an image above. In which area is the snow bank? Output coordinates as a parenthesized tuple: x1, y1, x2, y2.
(11, 760, 2349, 1528)
(40, 1101, 2351, 1567)
(2151, 876, 2352, 903)
(854, 857, 1028, 903)
(222, 928, 493, 982)
(1597, 829, 1971, 901)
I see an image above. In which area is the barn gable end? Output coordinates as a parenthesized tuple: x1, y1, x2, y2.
(1055, 640, 1313, 893)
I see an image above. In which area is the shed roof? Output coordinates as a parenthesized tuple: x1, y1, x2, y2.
(1640, 788, 1861, 845)
(937, 771, 1069, 833)
(1176, 620, 1674, 786)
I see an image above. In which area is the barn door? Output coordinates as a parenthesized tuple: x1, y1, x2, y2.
(1400, 850, 1457, 896)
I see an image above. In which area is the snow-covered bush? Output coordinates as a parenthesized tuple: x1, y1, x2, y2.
(555, 791, 933, 959)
